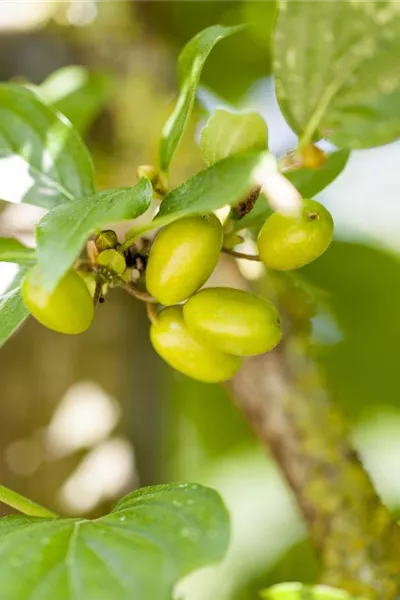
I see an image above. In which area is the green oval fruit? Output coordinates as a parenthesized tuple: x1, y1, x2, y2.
(257, 199, 334, 271)
(183, 287, 282, 356)
(150, 305, 242, 383)
(146, 214, 223, 305)
(22, 267, 94, 334)
(96, 249, 126, 275)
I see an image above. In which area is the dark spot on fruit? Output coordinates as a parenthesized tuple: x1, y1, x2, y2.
(308, 212, 319, 221)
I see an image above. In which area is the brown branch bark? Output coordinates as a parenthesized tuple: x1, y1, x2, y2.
(228, 342, 400, 599)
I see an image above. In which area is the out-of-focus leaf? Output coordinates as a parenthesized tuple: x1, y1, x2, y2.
(159, 24, 242, 172)
(200, 109, 268, 166)
(223, 540, 317, 600)
(243, 0, 277, 52)
(303, 241, 400, 417)
(37, 66, 112, 135)
(286, 151, 350, 199)
(259, 540, 318, 592)
(155, 151, 274, 228)
(0, 268, 29, 348)
(167, 375, 255, 472)
(0, 84, 95, 209)
(0, 483, 229, 600)
(139, 2, 276, 101)
(0, 238, 35, 265)
(36, 178, 152, 291)
(261, 582, 365, 600)
(274, 1, 400, 149)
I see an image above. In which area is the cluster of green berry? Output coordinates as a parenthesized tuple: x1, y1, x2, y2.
(21, 198, 333, 382)
(146, 214, 278, 382)
(147, 198, 333, 382)
(21, 230, 130, 335)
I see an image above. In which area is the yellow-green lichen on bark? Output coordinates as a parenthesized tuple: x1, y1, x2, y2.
(228, 338, 400, 599)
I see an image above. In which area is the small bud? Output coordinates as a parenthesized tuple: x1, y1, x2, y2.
(86, 240, 99, 265)
(121, 267, 133, 283)
(95, 230, 119, 252)
(298, 144, 326, 169)
(137, 164, 168, 196)
(137, 164, 158, 181)
(96, 249, 126, 276)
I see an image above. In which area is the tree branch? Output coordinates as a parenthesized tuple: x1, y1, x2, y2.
(228, 342, 400, 599)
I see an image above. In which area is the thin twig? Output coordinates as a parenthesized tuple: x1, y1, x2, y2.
(146, 302, 158, 324)
(233, 187, 261, 220)
(122, 282, 157, 303)
(119, 224, 152, 253)
(222, 248, 261, 262)
(74, 258, 93, 271)
(93, 279, 103, 307)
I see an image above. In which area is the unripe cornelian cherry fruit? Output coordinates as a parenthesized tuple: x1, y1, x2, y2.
(146, 214, 223, 305)
(257, 199, 333, 271)
(22, 267, 94, 334)
(150, 306, 242, 383)
(183, 287, 282, 356)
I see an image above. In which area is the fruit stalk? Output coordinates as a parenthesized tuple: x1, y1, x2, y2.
(146, 302, 158, 324)
(222, 248, 261, 261)
(228, 342, 400, 598)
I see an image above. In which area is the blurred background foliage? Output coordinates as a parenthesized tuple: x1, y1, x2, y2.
(1, 2, 400, 599)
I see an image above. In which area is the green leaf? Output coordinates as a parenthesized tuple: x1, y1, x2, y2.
(261, 583, 365, 600)
(0, 238, 36, 265)
(155, 151, 274, 229)
(286, 151, 350, 199)
(274, 1, 400, 149)
(36, 66, 112, 135)
(303, 241, 400, 418)
(0, 483, 229, 600)
(159, 24, 242, 172)
(200, 109, 268, 166)
(0, 268, 29, 348)
(36, 178, 152, 291)
(0, 84, 95, 209)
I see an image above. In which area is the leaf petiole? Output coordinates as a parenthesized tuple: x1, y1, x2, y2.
(119, 224, 153, 253)
(0, 484, 58, 518)
(122, 282, 157, 304)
